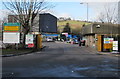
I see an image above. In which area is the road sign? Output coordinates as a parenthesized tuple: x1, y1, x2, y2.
(28, 44, 34, 48)
(3, 23, 21, 44)
(3, 32, 20, 43)
(25, 34, 34, 48)
(3, 23, 20, 32)
(4, 23, 20, 26)
(4, 26, 20, 31)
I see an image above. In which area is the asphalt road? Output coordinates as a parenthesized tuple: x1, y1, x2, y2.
(2, 42, 120, 77)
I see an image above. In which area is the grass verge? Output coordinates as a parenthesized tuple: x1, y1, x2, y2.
(2, 48, 34, 56)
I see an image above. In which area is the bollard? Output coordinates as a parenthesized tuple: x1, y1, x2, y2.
(37, 34, 42, 49)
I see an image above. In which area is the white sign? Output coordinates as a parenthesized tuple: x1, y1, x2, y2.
(3, 32, 20, 43)
(25, 34, 34, 44)
(113, 41, 118, 51)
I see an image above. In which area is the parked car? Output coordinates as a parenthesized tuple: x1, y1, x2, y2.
(46, 37, 53, 42)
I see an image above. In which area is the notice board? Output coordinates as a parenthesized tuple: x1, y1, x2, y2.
(113, 41, 118, 51)
(3, 32, 20, 43)
(25, 34, 34, 45)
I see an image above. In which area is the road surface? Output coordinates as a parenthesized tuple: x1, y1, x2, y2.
(2, 42, 120, 77)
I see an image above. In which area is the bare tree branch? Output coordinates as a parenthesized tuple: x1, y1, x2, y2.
(3, 0, 54, 45)
(97, 3, 118, 24)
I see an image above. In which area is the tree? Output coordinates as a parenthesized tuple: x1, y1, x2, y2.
(97, 12, 106, 23)
(63, 23, 71, 34)
(97, 3, 118, 38)
(97, 3, 118, 24)
(0, 10, 12, 24)
(67, 17, 71, 20)
(3, 0, 53, 45)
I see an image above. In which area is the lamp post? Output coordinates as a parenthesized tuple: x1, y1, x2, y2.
(80, 2, 88, 22)
(80, 2, 89, 47)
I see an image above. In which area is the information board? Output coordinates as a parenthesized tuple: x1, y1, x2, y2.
(3, 32, 20, 43)
(113, 41, 118, 51)
(104, 38, 113, 44)
(3, 23, 20, 32)
(4, 26, 19, 31)
(25, 34, 34, 45)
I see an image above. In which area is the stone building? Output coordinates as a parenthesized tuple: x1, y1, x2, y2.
(81, 22, 119, 51)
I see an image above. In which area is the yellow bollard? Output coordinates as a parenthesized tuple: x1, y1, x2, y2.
(37, 34, 42, 49)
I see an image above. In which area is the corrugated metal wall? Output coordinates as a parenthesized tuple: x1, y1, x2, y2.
(39, 13, 57, 33)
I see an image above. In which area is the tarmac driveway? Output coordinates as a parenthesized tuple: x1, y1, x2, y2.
(2, 42, 120, 78)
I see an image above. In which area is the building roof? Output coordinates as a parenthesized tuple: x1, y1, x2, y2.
(81, 22, 119, 35)
(39, 13, 57, 19)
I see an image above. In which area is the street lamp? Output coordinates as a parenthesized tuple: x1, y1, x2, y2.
(80, 2, 89, 47)
(80, 2, 88, 22)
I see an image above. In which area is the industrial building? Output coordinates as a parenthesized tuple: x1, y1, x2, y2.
(39, 13, 57, 33)
(81, 23, 119, 52)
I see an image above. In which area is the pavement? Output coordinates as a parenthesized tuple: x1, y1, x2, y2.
(2, 42, 120, 78)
